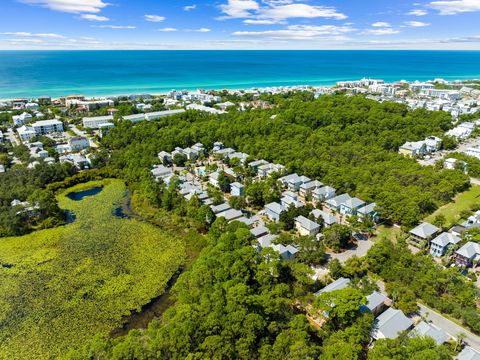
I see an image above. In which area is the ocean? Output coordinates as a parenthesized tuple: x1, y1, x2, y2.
(0, 50, 479, 99)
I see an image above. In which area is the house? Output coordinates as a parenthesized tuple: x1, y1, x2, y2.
(444, 158, 468, 172)
(82, 115, 114, 129)
(362, 292, 391, 317)
(457, 346, 480, 360)
(151, 165, 173, 181)
(450, 224, 467, 238)
(399, 141, 428, 157)
(0, 164, 5, 173)
(410, 321, 448, 345)
(372, 308, 413, 340)
(17, 125, 36, 141)
(256, 234, 299, 259)
(455, 242, 480, 268)
(340, 197, 366, 216)
(299, 180, 324, 197)
(13, 112, 32, 126)
(217, 208, 243, 222)
(158, 151, 173, 164)
(32, 119, 64, 135)
(144, 109, 185, 121)
(209, 171, 220, 187)
(212, 141, 224, 152)
(258, 163, 286, 178)
(59, 153, 90, 169)
(357, 203, 379, 221)
(312, 186, 336, 202)
(236, 217, 255, 228)
(314, 277, 350, 296)
(311, 209, 338, 227)
(250, 226, 269, 238)
(210, 203, 231, 214)
(248, 159, 268, 173)
(326, 193, 351, 212)
(230, 182, 245, 197)
(265, 202, 285, 221)
(68, 136, 90, 151)
(409, 222, 439, 247)
(281, 195, 304, 209)
(424, 136, 442, 152)
(430, 232, 461, 257)
(295, 216, 321, 237)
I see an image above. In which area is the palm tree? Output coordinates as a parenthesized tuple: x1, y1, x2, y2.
(455, 332, 466, 351)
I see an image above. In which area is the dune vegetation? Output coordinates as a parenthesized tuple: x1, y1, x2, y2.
(0, 179, 186, 359)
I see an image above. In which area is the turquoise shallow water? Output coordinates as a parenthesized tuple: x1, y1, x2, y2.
(0, 50, 479, 98)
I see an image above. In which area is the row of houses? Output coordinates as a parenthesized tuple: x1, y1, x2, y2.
(82, 109, 185, 129)
(399, 136, 442, 157)
(410, 222, 480, 268)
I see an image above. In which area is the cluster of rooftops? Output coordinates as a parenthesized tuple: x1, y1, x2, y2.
(151, 142, 380, 259)
(410, 221, 480, 268)
(314, 277, 480, 358)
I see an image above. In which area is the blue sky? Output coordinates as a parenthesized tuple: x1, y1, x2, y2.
(0, 0, 480, 49)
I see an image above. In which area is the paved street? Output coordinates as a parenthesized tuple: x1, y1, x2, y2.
(7, 128, 20, 146)
(69, 124, 98, 148)
(418, 303, 480, 351)
(418, 136, 480, 167)
(326, 238, 374, 263)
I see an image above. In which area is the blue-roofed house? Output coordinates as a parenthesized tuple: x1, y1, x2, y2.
(314, 277, 351, 296)
(372, 308, 413, 340)
(265, 202, 285, 221)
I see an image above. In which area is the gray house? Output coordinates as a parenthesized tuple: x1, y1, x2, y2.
(430, 232, 460, 257)
(409, 222, 440, 247)
(372, 308, 413, 340)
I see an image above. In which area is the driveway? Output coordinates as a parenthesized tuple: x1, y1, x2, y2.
(7, 129, 20, 146)
(326, 238, 374, 264)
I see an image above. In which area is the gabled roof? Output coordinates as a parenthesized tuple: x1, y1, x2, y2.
(217, 208, 243, 221)
(373, 308, 413, 339)
(314, 277, 350, 296)
(358, 203, 377, 215)
(411, 321, 448, 345)
(230, 182, 244, 189)
(409, 222, 439, 239)
(365, 291, 388, 312)
(343, 197, 365, 209)
(311, 209, 338, 226)
(431, 232, 461, 247)
(265, 202, 285, 215)
(250, 226, 269, 238)
(326, 193, 351, 207)
(295, 215, 320, 231)
(457, 346, 480, 360)
(210, 203, 231, 214)
(300, 180, 324, 190)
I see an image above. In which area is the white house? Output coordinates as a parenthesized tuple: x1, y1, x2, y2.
(32, 120, 64, 135)
(82, 115, 114, 129)
(13, 112, 32, 126)
(68, 136, 90, 151)
(294, 216, 321, 236)
(17, 125, 36, 141)
(230, 182, 245, 197)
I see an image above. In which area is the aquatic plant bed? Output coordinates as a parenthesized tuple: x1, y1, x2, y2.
(0, 179, 186, 359)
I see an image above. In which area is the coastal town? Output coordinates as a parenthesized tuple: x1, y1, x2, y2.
(1, 78, 480, 359)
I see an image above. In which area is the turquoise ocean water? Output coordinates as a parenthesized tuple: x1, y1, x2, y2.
(0, 50, 479, 99)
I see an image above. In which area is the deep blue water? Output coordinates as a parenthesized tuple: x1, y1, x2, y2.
(0, 50, 479, 98)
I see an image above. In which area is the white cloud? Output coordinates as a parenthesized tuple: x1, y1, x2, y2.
(219, 0, 259, 18)
(194, 28, 211, 32)
(7, 38, 44, 43)
(429, 0, 480, 15)
(93, 25, 136, 29)
(184, 4, 197, 11)
(363, 28, 400, 35)
(144, 14, 166, 22)
(257, 4, 347, 21)
(18, 0, 109, 13)
(403, 21, 430, 27)
(233, 24, 355, 39)
(1, 31, 65, 38)
(407, 9, 428, 16)
(243, 19, 285, 24)
(157, 28, 178, 32)
(80, 14, 109, 21)
(218, 0, 347, 21)
(372, 22, 391, 27)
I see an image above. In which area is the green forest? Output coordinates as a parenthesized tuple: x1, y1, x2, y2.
(102, 95, 469, 228)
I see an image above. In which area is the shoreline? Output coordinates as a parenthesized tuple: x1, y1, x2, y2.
(1, 76, 480, 102)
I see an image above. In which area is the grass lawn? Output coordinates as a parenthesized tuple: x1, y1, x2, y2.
(0, 179, 186, 359)
(374, 224, 404, 242)
(425, 184, 480, 228)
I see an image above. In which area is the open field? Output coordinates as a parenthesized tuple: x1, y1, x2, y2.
(425, 184, 480, 228)
(0, 179, 186, 359)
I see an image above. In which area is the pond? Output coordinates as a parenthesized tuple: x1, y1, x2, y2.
(66, 187, 103, 201)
